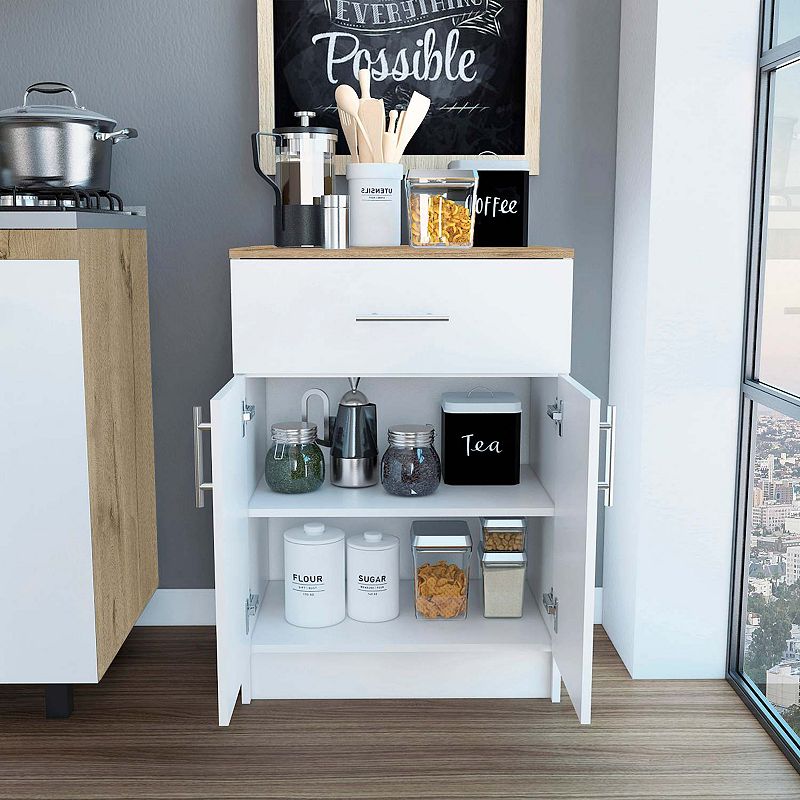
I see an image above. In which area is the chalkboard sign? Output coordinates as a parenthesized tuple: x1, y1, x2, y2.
(257, 0, 541, 172)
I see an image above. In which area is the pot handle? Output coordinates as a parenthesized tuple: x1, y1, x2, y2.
(94, 128, 139, 143)
(24, 81, 79, 107)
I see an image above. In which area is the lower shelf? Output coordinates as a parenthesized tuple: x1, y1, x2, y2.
(250, 580, 551, 654)
(248, 582, 554, 700)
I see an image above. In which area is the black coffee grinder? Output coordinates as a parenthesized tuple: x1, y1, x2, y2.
(252, 111, 337, 247)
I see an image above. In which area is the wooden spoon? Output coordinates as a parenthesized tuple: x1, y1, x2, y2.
(335, 84, 373, 161)
(357, 69, 385, 163)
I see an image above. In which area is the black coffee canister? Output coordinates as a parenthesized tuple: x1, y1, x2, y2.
(449, 159, 529, 247)
(441, 389, 522, 486)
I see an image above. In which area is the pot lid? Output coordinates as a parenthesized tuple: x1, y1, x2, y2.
(0, 82, 117, 126)
(347, 531, 399, 551)
(284, 522, 345, 546)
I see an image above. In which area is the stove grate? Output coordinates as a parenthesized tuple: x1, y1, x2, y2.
(0, 186, 124, 212)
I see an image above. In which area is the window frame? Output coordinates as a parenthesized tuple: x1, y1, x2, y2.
(728, 0, 800, 770)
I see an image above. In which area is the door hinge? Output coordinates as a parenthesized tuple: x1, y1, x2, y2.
(242, 401, 256, 437)
(543, 588, 559, 634)
(546, 399, 563, 437)
(245, 592, 259, 634)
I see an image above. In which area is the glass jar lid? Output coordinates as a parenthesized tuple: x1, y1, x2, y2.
(406, 168, 478, 189)
(480, 517, 528, 530)
(411, 519, 472, 551)
(480, 545, 527, 566)
(388, 424, 435, 448)
(271, 421, 318, 445)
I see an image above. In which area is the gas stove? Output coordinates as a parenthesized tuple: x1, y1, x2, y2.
(0, 186, 146, 229)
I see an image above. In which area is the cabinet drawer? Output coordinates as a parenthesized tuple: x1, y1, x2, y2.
(231, 258, 573, 376)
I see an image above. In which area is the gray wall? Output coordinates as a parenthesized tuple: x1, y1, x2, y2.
(0, 0, 618, 588)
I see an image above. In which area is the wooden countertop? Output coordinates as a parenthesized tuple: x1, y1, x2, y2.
(229, 245, 574, 259)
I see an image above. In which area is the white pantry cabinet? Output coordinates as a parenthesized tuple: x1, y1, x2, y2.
(198, 246, 607, 727)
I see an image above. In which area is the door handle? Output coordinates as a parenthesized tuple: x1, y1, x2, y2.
(598, 405, 617, 507)
(193, 406, 213, 508)
(355, 314, 450, 322)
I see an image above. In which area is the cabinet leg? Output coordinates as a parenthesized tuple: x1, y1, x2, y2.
(45, 684, 73, 718)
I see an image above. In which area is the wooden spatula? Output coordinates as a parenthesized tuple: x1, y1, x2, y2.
(395, 92, 431, 160)
(357, 69, 384, 163)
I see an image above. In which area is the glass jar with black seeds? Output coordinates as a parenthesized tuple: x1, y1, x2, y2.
(381, 424, 441, 497)
(265, 421, 325, 494)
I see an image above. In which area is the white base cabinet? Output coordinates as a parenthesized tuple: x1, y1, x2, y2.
(203, 251, 602, 726)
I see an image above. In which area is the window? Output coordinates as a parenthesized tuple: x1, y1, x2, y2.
(730, 1, 800, 768)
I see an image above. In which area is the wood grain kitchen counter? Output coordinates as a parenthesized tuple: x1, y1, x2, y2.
(229, 245, 574, 259)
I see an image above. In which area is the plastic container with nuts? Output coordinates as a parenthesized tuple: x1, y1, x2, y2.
(480, 517, 527, 553)
(405, 169, 478, 248)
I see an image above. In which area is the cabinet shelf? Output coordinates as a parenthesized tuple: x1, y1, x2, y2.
(248, 465, 555, 518)
(250, 580, 550, 654)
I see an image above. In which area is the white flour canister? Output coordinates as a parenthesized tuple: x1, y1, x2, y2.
(346, 163, 403, 246)
(283, 522, 345, 628)
(346, 531, 400, 622)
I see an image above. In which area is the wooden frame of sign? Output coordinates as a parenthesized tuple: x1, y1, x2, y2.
(256, 0, 542, 174)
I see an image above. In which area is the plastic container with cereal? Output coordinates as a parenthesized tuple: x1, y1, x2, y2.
(411, 519, 472, 620)
(405, 169, 478, 248)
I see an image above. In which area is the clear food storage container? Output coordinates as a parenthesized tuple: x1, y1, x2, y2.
(480, 546, 527, 618)
(406, 169, 478, 248)
(411, 520, 472, 620)
(480, 517, 527, 552)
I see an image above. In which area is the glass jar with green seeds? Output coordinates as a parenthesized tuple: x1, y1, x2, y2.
(265, 421, 325, 494)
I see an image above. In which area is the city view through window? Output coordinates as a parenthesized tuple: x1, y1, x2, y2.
(732, 1, 800, 762)
(744, 408, 800, 733)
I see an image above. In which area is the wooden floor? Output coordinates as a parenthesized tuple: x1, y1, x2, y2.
(2, 627, 799, 799)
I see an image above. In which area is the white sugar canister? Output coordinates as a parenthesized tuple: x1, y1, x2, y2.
(283, 522, 345, 628)
(346, 531, 400, 622)
(346, 163, 403, 246)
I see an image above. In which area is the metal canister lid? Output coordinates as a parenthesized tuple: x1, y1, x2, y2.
(388, 424, 435, 448)
(271, 421, 318, 444)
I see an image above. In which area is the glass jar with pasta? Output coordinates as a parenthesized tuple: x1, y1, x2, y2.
(405, 169, 478, 248)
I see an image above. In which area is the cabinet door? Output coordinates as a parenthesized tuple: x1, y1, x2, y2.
(0, 259, 98, 682)
(210, 376, 252, 725)
(531, 375, 600, 723)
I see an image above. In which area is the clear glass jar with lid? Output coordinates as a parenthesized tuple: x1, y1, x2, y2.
(265, 421, 325, 494)
(381, 424, 441, 497)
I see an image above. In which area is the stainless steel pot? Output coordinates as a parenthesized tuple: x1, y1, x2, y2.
(0, 82, 137, 191)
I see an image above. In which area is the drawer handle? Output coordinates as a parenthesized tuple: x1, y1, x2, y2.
(355, 314, 450, 322)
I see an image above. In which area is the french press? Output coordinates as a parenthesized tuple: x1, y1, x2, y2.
(252, 111, 337, 247)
